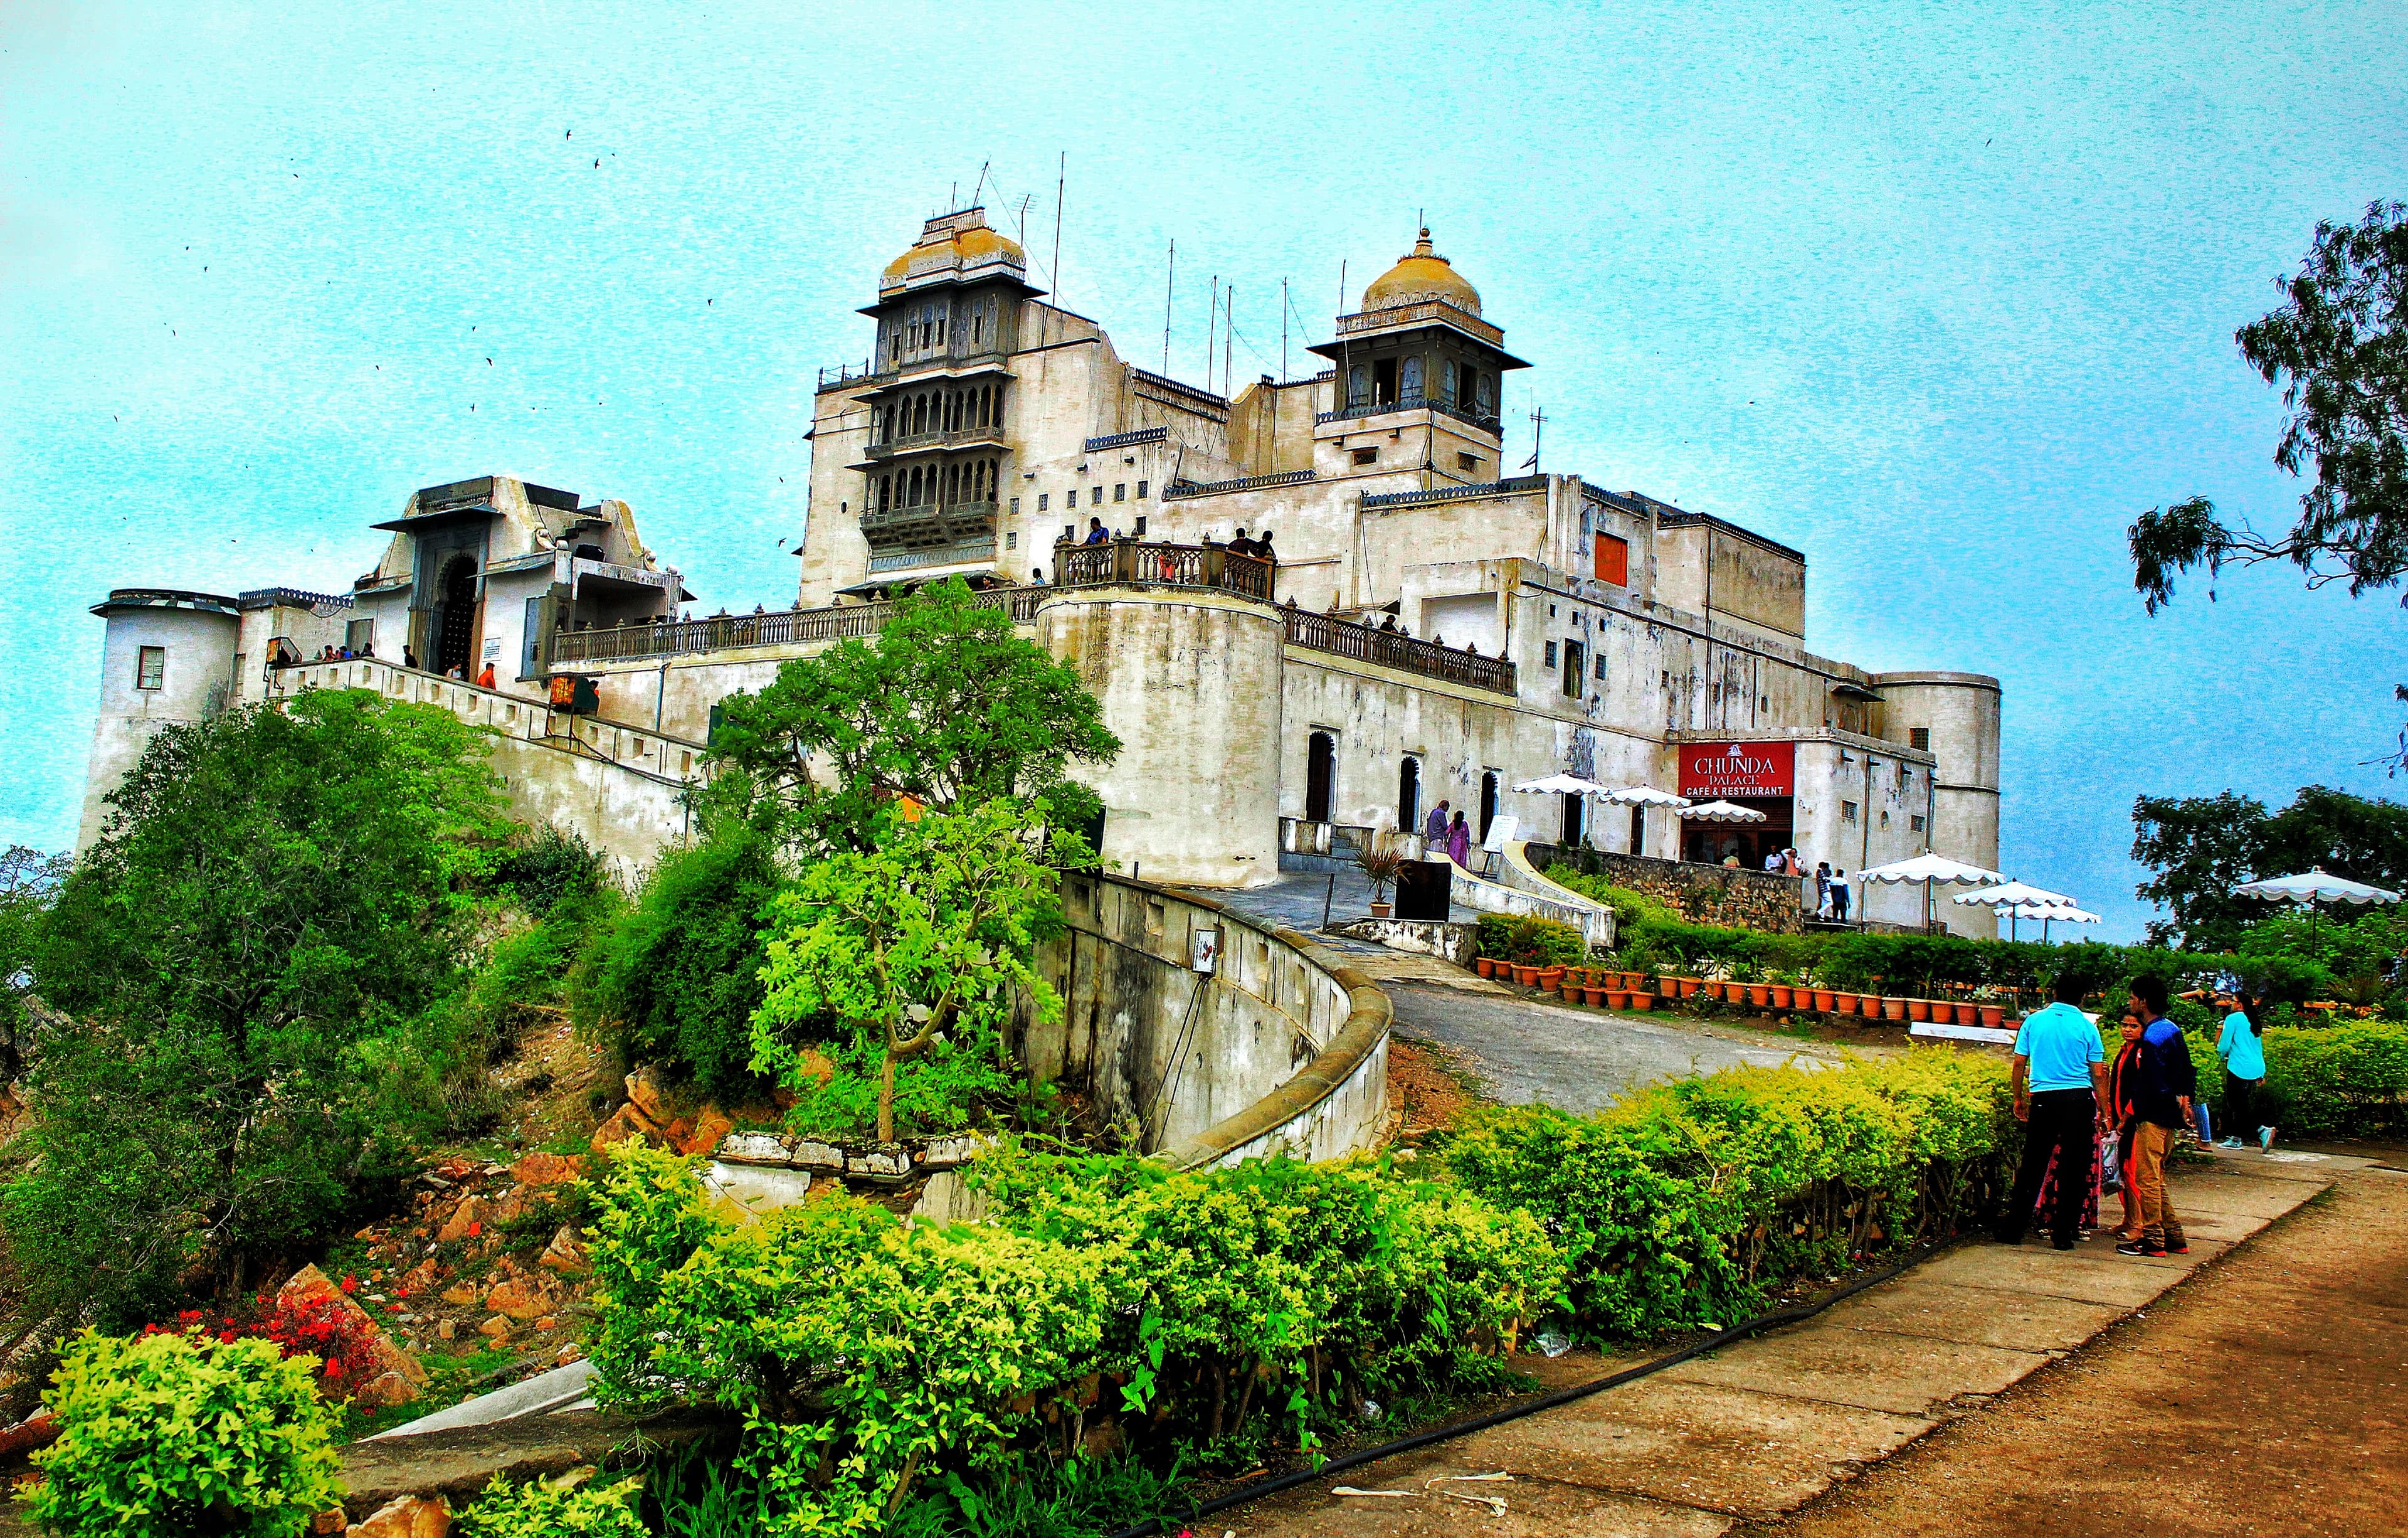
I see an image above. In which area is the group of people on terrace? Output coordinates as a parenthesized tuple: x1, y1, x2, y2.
(1999, 975, 2277, 1258)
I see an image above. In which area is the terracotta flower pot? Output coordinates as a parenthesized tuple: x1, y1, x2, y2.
(1955, 1002, 1979, 1026)
(1475, 957, 1497, 978)
(1582, 985, 1604, 1005)
(1883, 996, 1908, 1021)
(1370, 901, 1393, 919)
(1513, 964, 1539, 986)
(1539, 967, 1564, 990)
(1770, 985, 1792, 1009)
(1978, 1003, 2005, 1027)
(1622, 971, 1645, 990)
(1629, 990, 1654, 1012)
(1747, 984, 1772, 1008)
(1814, 989, 1837, 1012)
(1606, 989, 1630, 1009)
(1861, 994, 1884, 1018)
(1832, 990, 1858, 1013)
(1679, 977, 1701, 999)
(1908, 999, 1931, 1022)
(1560, 983, 1581, 1003)
(1658, 976, 1678, 999)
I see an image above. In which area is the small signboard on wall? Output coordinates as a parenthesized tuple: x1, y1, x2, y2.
(1190, 927, 1220, 975)
(1482, 815, 1519, 854)
(481, 637, 504, 664)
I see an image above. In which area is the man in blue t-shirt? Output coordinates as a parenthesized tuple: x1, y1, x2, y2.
(1994, 972, 2108, 1249)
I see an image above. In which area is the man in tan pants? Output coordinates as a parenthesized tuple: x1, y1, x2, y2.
(2120, 977, 2195, 1258)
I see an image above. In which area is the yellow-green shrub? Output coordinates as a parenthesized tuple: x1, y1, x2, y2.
(23, 1329, 342, 1537)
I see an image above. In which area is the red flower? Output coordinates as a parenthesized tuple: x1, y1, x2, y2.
(339, 1275, 358, 1294)
(467, 1222, 481, 1238)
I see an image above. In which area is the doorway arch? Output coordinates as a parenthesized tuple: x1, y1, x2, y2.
(1479, 771, 1499, 841)
(1560, 790, 1585, 849)
(1398, 756, 1422, 835)
(1304, 732, 1336, 824)
(435, 556, 478, 677)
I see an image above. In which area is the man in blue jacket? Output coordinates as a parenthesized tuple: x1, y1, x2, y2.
(1995, 972, 2108, 1250)
(2120, 975, 2195, 1257)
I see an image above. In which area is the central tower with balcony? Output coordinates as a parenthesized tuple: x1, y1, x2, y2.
(850, 208, 1039, 578)
(1306, 228, 1528, 484)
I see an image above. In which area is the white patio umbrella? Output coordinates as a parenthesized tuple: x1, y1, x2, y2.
(2014, 901, 2102, 943)
(1859, 851, 2007, 931)
(1678, 799, 1768, 822)
(1598, 785, 1692, 809)
(2234, 866, 2402, 953)
(1955, 880, 2080, 941)
(1513, 773, 1613, 797)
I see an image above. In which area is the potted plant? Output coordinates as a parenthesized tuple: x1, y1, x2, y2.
(1605, 986, 1630, 1010)
(1628, 987, 1654, 1012)
(1831, 989, 1859, 1013)
(1907, 998, 1931, 1022)
(1812, 982, 1837, 1012)
(1582, 978, 1605, 1006)
(1354, 835, 1410, 920)
(1882, 995, 1909, 1021)
(1974, 986, 2006, 1028)
(1476, 955, 1497, 978)
(1768, 972, 1793, 1009)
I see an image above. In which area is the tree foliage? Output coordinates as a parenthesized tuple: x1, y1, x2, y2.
(2131, 783, 2408, 948)
(2129, 200, 2408, 760)
(10, 690, 511, 1325)
(751, 799, 1071, 1143)
(0, 845, 69, 1082)
(704, 579, 1119, 855)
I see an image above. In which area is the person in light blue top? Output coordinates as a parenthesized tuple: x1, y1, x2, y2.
(2216, 991, 2272, 1150)
(1994, 973, 2109, 1249)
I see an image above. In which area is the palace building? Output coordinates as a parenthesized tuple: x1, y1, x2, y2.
(77, 207, 2002, 936)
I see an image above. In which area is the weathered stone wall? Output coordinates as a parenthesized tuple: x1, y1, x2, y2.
(1535, 846, 1807, 934)
(1025, 872, 1387, 1165)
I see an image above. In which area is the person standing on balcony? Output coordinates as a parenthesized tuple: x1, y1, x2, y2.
(1227, 526, 1255, 556)
(476, 661, 495, 689)
(1083, 517, 1109, 546)
(1256, 528, 1278, 563)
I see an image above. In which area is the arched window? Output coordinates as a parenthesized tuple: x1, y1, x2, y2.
(1440, 360, 1459, 406)
(1306, 732, 1336, 823)
(1479, 770, 1499, 841)
(1348, 363, 1371, 408)
(1400, 355, 1424, 401)
(1475, 371, 1496, 415)
(1398, 756, 1422, 834)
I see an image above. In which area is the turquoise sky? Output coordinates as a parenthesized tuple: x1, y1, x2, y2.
(4, 2, 2403, 938)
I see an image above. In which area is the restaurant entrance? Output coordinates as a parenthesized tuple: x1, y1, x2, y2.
(1679, 741, 1796, 869)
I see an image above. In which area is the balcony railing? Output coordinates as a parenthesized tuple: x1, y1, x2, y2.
(816, 358, 885, 391)
(1360, 474, 1547, 511)
(1282, 608, 1516, 694)
(1162, 469, 1316, 500)
(860, 425, 1009, 461)
(1333, 299, 1504, 347)
(1315, 395, 1502, 435)
(1084, 427, 1169, 453)
(551, 587, 1042, 664)
(1050, 539, 1274, 600)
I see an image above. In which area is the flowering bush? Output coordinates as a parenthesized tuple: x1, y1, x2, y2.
(143, 1290, 384, 1399)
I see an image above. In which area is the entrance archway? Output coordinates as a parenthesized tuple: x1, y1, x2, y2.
(436, 556, 478, 677)
(1398, 756, 1421, 835)
(1479, 771, 1499, 841)
(1304, 732, 1336, 824)
(1560, 791, 1585, 849)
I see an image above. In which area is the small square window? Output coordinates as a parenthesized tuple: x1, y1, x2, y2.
(1038, 493, 1050, 512)
(1006, 531, 1018, 550)
(1114, 483, 1126, 502)
(135, 645, 165, 691)
(1067, 489, 1078, 509)
(1457, 452, 1481, 473)
(1841, 800, 1859, 824)
(346, 618, 375, 652)
(1909, 726, 1931, 750)
(1062, 524, 1074, 541)
(1010, 497, 1021, 515)
(1593, 653, 1607, 681)
(1136, 480, 1149, 498)
(1351, 447, 1378, 465)
(1910, 814, 1927, 833)
(1544, 641, 1557, 667)
(1134, 515, 1148, 536)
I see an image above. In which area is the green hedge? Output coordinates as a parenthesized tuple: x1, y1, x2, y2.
(1472, 913, 1586, 967)
(1439, 1050, 2009, 1337)
(2181, 1020, 2408, 1139)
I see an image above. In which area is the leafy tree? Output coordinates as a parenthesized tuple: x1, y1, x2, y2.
(0, 846, 69, 1083)
(11, 690, 510, 1324)
(2132, 783, 2408, 947)
(704, 579, 1119, 854)
(751, 799, 1072, 1143)
(575, 822, 783, 1096)
(2129, 200, 2408, 761)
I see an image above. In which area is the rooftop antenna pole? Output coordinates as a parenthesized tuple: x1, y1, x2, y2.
(1338, 260, 1350, 410)
(1223, 287, 1233, 399)
(1523, 404, 1547, 474)
(1050, 152, 1066, 307)
(970, 160, 989, 207)
(1281, 276, 1289, 381)
(1208, 275, 1218, 392)
(1161, 239, 1176, 376)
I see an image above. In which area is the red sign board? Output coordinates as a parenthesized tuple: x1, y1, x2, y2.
(1680, 740, 1795, 799)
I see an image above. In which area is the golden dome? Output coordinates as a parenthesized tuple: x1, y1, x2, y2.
(880, 211, 1027, 292)
(1362, 227, 1480, 315)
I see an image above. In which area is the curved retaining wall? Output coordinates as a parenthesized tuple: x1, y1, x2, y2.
(1027, 872, 1390, 1170)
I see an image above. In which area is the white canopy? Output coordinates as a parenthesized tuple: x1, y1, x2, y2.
(1679, 799, 1768, 824)
(1513, 773, 1613, 797)
(1859, 852, 2007, 887)
(2015, 902, 2101, 923)
(2234, 868, 2403, 906)
(1954, 881, 2076, 910)
(1599, 785, 1692, 809)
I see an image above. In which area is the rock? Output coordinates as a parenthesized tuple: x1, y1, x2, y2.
(716, 1131, 791, 1165)
(478, 1316, 512, 1340)
(847, 1148, 911, 1177)
(352, 1370, 420, 1412)
(482, 1191, 528, 1228)
(661, 1115, 697, 1148)
(625, 1064, 676, 1126)
(0, 1408, 58, 1460)
(278, 1267, 425, 1394)
(922, 1133, 989, 1167)
(398, 1261, 440, 1296)
(352, 1495, 450, 1538)
(439, 1283, 480, 1307)
(510, 1152, 586, 1187)
(538, 1226, 589, 1275)
(534, 1316, 557, 1332)
(311, 1507, 348, 1534)
(434, 1197, 483, 1245)
(795, 1048, 836, 1087)
(588, 1101, 663, 1152)
(436, 1321, 455, 1342)
(680, 1105, 736, 1157)
(483, 1277, 552, 1322)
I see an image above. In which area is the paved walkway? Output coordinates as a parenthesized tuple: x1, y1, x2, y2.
(1225, 1146, 2358, 1536)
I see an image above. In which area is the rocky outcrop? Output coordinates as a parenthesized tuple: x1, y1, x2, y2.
(278, 1265, 426, 1411)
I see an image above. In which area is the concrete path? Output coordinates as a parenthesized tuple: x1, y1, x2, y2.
(1387, 982, 1865, 1116)
(1224, 1147, 2357, 1536)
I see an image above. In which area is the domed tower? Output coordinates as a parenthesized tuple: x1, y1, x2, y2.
(845, 208, 1043, 581)
(1307, 226, 1528, 478)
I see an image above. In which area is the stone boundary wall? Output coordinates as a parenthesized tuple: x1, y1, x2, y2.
(1441, 850, 1615, 948)
(1529, 846, 1808, 935)
(1027, 873, 1390, 1169)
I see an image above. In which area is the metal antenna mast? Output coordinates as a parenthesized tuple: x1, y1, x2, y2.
(1161, 240, 1176, 376)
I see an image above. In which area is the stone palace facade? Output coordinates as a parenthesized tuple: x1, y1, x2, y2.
(77, 208, 2002, 935)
